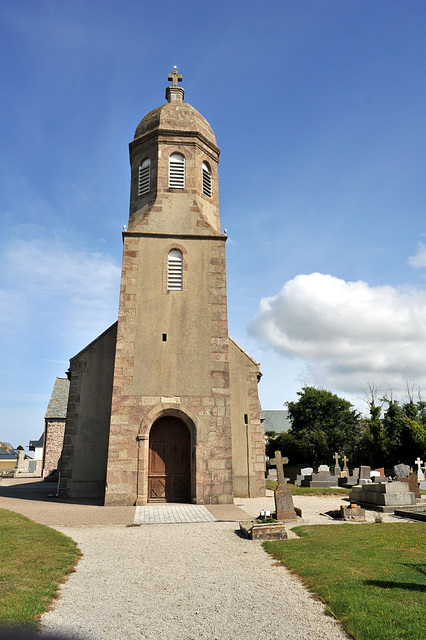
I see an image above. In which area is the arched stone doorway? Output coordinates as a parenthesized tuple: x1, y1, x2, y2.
(148, 416, 191, 503)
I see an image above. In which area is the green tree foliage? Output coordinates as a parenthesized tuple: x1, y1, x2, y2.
(266, 430, 312, 465)
(283, 386, 361, 467)
(382, 399, 407, 465)
(270, 385, 426, 471)
(352, 391, 426, 468)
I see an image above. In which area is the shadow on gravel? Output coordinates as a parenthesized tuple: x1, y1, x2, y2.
(0, 479, 103, 506)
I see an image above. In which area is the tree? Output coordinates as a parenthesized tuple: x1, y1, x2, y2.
(382, 398, 406, 466)
(284, 386, 361, 467)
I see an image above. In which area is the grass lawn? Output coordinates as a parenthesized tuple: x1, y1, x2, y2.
(0, 509, 81, 630)
(264, 522, 426, 640)
(265, 480, 350, 496)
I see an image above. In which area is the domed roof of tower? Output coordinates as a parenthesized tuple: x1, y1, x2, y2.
(133, 67, 217, 147)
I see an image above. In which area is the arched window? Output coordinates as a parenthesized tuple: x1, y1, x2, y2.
(168, 153, 185, 189)
(138, 159, 151, 196)
(167, 249, 183, 290)
(202, 161, 212, 198)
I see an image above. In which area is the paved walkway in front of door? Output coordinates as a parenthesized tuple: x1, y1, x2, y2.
(134, 503, 217, 524)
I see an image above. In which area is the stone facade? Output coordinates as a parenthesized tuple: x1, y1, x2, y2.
(59, 71, 265, 506)
(42, 377, 70, 476)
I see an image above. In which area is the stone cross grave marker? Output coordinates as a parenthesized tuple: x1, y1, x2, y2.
(333, 452, 341, 476)
(168, 66, 182, 86)
(270, 450, 297, 522)
(270, 451, 289, 486)
(341, 454, 349, 477)
(415, 457, 425, 482)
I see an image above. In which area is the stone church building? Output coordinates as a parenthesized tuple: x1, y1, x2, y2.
(58, 69, 265, 506)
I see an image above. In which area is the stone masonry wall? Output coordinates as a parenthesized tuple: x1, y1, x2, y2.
(43, 419, 65, 476)
(104, 234, 233, 506)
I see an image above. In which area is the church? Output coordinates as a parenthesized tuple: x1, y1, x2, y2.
(58, 69, 265, 506)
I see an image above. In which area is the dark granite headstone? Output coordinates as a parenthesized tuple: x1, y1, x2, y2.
(301, 473, 337, 488)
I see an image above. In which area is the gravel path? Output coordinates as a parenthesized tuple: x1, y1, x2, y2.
(40, 496, 354, 640)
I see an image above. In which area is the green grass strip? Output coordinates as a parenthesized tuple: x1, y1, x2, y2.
(0, 508, 81, 630)
(265, 480, 350, 495)
(263, 523, 426, 640)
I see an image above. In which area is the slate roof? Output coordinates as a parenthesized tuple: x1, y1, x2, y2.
(45, 377, 70, 419)
(29, 434, 44, 450)
(261, 409, 292, 433)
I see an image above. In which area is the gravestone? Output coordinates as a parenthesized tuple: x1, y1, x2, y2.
(342, 455, 349, 477)
(270, 451, 288, 486)
(358, 465, 371, 485)
(270, 451, 298, 522)
(333, 452, 341, 477)
(350, 481, 416, 509)
(267, 467, 277, 481)
(301, 472, 337, 488)
(318, 464, 330, 474)
(394, 463, 410, 478)
(415, 457, 425, 482)
(295, 467, 313, 487)
(398, 473, 420, 499)
(371, 469, 387, 483)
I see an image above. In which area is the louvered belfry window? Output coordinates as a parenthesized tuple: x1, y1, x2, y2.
(168, 153, 185, 189)
(167, 249, 183, 290)
(202, 162, 212, 198)
(138, 159, 150, 196)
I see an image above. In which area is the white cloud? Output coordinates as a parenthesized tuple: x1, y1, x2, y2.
(250, 272, 426, 398)
(0, 238, 121, 343)
(408, 242, 426, 269)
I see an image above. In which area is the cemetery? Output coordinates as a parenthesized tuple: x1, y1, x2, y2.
(263, 450, 426, 529)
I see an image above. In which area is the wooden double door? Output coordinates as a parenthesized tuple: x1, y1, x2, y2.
(148, 416, 191, 503)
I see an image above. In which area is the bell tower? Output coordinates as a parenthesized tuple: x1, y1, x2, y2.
(127, 67, 221, 237)
(104, 69, 233, 506)
(58, 69, 265, 506)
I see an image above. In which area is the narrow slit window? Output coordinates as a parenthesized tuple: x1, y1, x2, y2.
(202, 161, 212, 197)
(138, 159, 151, 196)
(168, 153, 185, 189)
(167, 249, 183, 290)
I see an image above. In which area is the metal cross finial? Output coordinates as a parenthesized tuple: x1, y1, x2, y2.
(168, 66, 182, 87)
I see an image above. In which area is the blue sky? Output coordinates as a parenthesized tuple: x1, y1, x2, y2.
(1, 1, 425, 448)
